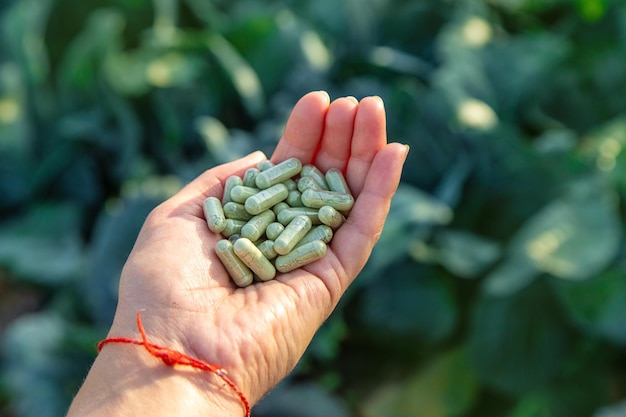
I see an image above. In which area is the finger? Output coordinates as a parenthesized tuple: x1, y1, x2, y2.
(331, 142, 409, 283)
(345, 96, 387, 196)
(313, 96, 359, 173)
(271, 91, 331, 164)
(169, 151, 267, 208)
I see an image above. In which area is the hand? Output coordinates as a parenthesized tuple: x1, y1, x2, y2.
(67, 91, 408, 416)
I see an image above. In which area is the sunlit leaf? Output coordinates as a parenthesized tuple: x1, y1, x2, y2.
(362, 349, 479, 417)
(552, 269, 626, 344)
(205, 31, 265, 118)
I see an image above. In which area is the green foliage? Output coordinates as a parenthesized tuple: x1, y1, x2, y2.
(1, 0, 626, 416)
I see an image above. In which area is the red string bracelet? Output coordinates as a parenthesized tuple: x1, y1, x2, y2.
(97, 311, 251, 417)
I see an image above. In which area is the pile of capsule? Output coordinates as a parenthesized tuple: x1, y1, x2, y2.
(203, 157, 354, 287)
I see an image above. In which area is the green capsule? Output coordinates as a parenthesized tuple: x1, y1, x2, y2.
(301, 165, 329, 190)
(215, 239, 253, 287)
(318, 205, 345, 229)
(282, 178, 298, 191)
(223, 202, 253, 221)
(257, 240, 278, 260)
(272, 202, 290, 215)
(265, 222, 285, 240)
(301, 189, 354, 212)
(297, 176, 322, 192)
(274, 215, 313, 255)
(257, 160, 274, 171)
(245, 183, 289, 215)
(241, 209, 276, 242)
(233, 238, 276, 281)
(286, 190, 303, 207)
(255, 157, 303, 189)
(275, 240, 327, 273)
(222, 175, 243, 205)
(242, 168, 260, 187)
(230, 185, 260, 204)
(297, 225, 333, 247)
(325, 168, 351, 195)
(222, 219, 246, 237)
(203, 196, 226, 233)
(277, 207, 321, 226)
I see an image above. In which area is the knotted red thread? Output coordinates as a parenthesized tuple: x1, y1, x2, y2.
(97, 311, 250, 417)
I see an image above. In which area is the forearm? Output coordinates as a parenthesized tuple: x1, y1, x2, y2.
(66, 342, 244, 417)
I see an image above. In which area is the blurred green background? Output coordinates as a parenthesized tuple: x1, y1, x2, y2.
(1, 0, 626, 416)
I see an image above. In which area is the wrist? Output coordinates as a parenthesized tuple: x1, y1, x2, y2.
(67, 326, 246, 417)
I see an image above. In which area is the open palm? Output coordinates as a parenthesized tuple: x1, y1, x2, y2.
(108, 91, 408, 408)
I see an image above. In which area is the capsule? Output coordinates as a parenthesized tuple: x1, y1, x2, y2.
(257, 240, 278, 260)
(223, 202, 253, 221)
(233, 238, 276, 281)
(265, 222, 285, 240)
(230, 185, 260, 204)
(242, 168, 260, 187)
(301, 189, 354, 212)
(222, 219, 246, 237)
(318, 205, 345, 229)
(274, 215, 312, 255)
(245, 183, 289, 215)
(272, 202, 290, 215)
(215, 239, 253, 287)
(301, 165, 328, 190)
(297, 225, 333, 247)
(255, 157, 303, 189)
(297, 176, 322, 192)
(257, 160, 274, 171)
(222, 176, 243, 205)
(203, 196, 226, 233)
(325, 168, 351, 194)
(282, 178, 298, 191)
(241, 210, 276, 242)
(286, 190, 303, 207)
(275, 240, 327, 273)
(277, 207, 321, 225)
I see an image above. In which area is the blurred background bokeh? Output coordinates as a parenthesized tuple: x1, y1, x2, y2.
(1, 0, 626, 416)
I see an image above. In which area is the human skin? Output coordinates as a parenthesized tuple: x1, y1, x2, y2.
(66, 91, 408, 416)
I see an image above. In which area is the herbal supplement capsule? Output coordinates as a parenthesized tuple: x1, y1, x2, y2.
(286, 190, 303, 207)
(222, 176, 243, 205)
(257, 240, 278, 260)
(230, 185, 260, 204)
(265, 222, 285, 240)
(223, 202, 253, 221)
(203, 196, 226, 233)
(215, 239, 253, 287)
(297, 225, 333, 247)
(282, 178, 298, 191)
(318, 205, 345, 229)
(222, 219, 246, 237)
(255, 157, 303, 189)
(241, 209, 276, 242)
(277, 207, 321, 226)
(301, 189, 354, 212)
(274, 215, 312, 255)
(272, 202, 290, 215)
(242, 168, 260, 187)
(257, 160, 274, 171)
(233, 238, 276, 281)
(297, 176, 322, 192)
(301, 165, 329, 190)
(245, 183, 289, 215)
(325, 168, 351, 194)
(275, 240, 327, 273)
